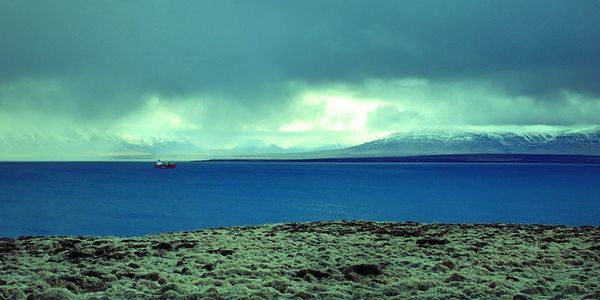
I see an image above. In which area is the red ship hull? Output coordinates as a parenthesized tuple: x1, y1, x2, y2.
(155, 165, 176, 169)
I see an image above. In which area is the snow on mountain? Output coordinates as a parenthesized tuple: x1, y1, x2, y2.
(297, 143, 348, 152)
(232, 139, 286, 154)
(286, 139, 348, 153)
(118, 136, 201, 155)
(0, 133, 202, 159)
(229, 139, 352, 155)
(339, 128, 600, 156)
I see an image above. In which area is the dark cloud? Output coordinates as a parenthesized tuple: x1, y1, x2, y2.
(1, 0, 599, 143)
(2, 1, 600, 94)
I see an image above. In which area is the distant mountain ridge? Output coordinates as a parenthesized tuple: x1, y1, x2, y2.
(118, 136, 201, 155)
(0, 134, 201, 159)
(336, 128, 600, 156)
(231, 139, 286, 154)
(3, 128, 600, 160)
(0, 134, 345, 159)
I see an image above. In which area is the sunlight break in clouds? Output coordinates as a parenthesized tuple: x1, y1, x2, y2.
(277, 90, 390, 145)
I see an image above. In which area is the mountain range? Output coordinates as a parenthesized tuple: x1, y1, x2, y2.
(2, 128, 600, 160)
(334, 129, 600, 157)
(0, 134, 201, 159)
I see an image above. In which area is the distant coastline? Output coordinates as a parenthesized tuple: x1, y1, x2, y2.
(193, 154, 600, 164)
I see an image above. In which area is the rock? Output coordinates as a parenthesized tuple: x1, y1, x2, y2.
(26, 290, 45, 300)
(295, 269, 331, 279)
(471, 241, 488, 252)
(138, 272, 161, 281)
(64, 282, 79, 293)
(341, 264, 382, 276)
(115, 271, 136, 279)
(472, 241, 488, 248)
(292, 291, 313, 299)
(161, 283, 178, 292)
(416, 238, 449, 246)
(66, 250, 92, 260)
(445, 272, 465, 282)
(153, 242, 173, 251)
(441, 260, 455, 269)
(58, 239, 81, 249)
(128, 262, 140, 269)
(177, 267, 192, 275)
(280, 223, 312, 233)
(93, 247, 128, 260)
(207, 249, 234, 256)
(81, 269, 105, 278)
(134, 251, 148, 257)
(15, 236, 38, 240)
(561, 285, 585, 294)
(583, 291, 600, 299)
(175, 241, 197, 249)
(386, 228, 423, 237)
(0, 238, 17, 254)
(61, 275, 107, 292)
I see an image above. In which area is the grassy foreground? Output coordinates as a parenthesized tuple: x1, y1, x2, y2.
(1, 221, 599, 299)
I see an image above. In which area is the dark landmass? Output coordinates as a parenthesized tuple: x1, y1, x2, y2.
(1, 221, 598, 299)
(193, 154, 600, 164)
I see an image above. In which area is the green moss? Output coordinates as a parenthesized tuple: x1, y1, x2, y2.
(0, 221, 598, 298)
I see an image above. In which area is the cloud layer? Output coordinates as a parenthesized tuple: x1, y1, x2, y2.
(1, 0, 600, 154)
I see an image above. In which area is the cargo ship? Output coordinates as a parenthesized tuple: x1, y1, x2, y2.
(155, 160, 176, 169)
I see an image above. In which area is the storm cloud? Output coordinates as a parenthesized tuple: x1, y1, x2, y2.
(1, 0, 600, 152)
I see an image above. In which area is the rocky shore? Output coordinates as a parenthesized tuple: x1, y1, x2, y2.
(1, 221, 599, 299)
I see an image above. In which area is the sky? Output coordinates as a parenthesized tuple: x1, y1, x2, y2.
(1, 0, 600, 155)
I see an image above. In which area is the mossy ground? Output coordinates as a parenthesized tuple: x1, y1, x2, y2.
(1, 221, 599, 299)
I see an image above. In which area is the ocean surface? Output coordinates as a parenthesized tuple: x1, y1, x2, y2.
(1, 162, 599, 237)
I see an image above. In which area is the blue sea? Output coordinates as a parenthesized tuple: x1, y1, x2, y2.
(1, 162, 599, 237)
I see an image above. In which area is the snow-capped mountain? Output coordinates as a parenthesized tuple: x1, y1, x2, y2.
(337, 128, 600, 156)
(231, 139, 286, 154)
(286, 139, 348, 153)
(0, 133, 201, 159)
(118, 136, 201, 155)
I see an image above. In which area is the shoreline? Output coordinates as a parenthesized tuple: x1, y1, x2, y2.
(3, 154, 600, 164)
(1, 221, 599, 299)
(192, 154, 600, 164)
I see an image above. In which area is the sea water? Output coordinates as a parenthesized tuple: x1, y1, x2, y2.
(0, 162, 599, 237)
